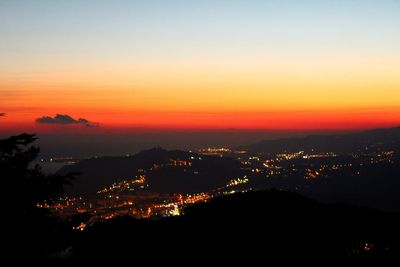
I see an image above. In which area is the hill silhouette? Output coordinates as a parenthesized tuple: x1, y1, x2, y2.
(247, 160, 400, 212)
(242, 126, 400, 153)
(59, 147, 242, 196)
(3, 133, 400, 263)
(70, 190, 400, 263)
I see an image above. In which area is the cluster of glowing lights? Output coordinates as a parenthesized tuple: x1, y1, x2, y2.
(73, 222, 87, 232)
(226, 176, 249, 188)
(97, 175, 147, 194)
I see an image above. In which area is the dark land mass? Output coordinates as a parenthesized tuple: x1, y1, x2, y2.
(3, 133, 400, 263)
(70, 190, 400, 263)
(248, 162, 400, 212)
(59, 147, 242, 196)
(58, 126, 400, 211)
(242, 126, 400, 154)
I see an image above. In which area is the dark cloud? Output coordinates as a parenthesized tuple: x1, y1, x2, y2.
(0, 113, 5, 117)
(36, 114, 99, 128)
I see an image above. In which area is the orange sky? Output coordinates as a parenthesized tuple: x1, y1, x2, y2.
(2, 56, 400, 133)
(1, 1, 400, 133)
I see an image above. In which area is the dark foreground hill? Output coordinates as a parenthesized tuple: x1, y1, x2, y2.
(70, 190, 400, 263)
(242, 126, 400, 153)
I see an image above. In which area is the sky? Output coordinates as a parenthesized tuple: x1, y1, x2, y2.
(1, 0, 400, 134)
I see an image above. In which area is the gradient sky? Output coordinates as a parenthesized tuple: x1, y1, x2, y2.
(1, 0, 400, 133)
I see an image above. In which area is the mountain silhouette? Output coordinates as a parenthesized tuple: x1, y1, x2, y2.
(71, 190, 400, 263)
(59, 147, 242, 196)
(242, 126, 400, 153)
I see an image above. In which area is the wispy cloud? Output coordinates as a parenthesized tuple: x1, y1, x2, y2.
(35, 114, 99, 128)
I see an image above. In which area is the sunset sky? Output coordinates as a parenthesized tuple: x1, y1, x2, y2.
(1, 0, 400, 134)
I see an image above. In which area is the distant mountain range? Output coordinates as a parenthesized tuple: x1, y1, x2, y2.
(242, 126, 400, 153)
(58, 126, 400, 210)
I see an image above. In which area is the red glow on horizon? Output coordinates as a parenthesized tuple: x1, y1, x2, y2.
(1, 108, 400, 135)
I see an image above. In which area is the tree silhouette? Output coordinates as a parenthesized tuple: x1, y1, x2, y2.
(0, 134, 74, 261)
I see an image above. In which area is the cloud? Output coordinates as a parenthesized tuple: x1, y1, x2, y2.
(0, 113, 5, 117)
(35, 114, 99, 127)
